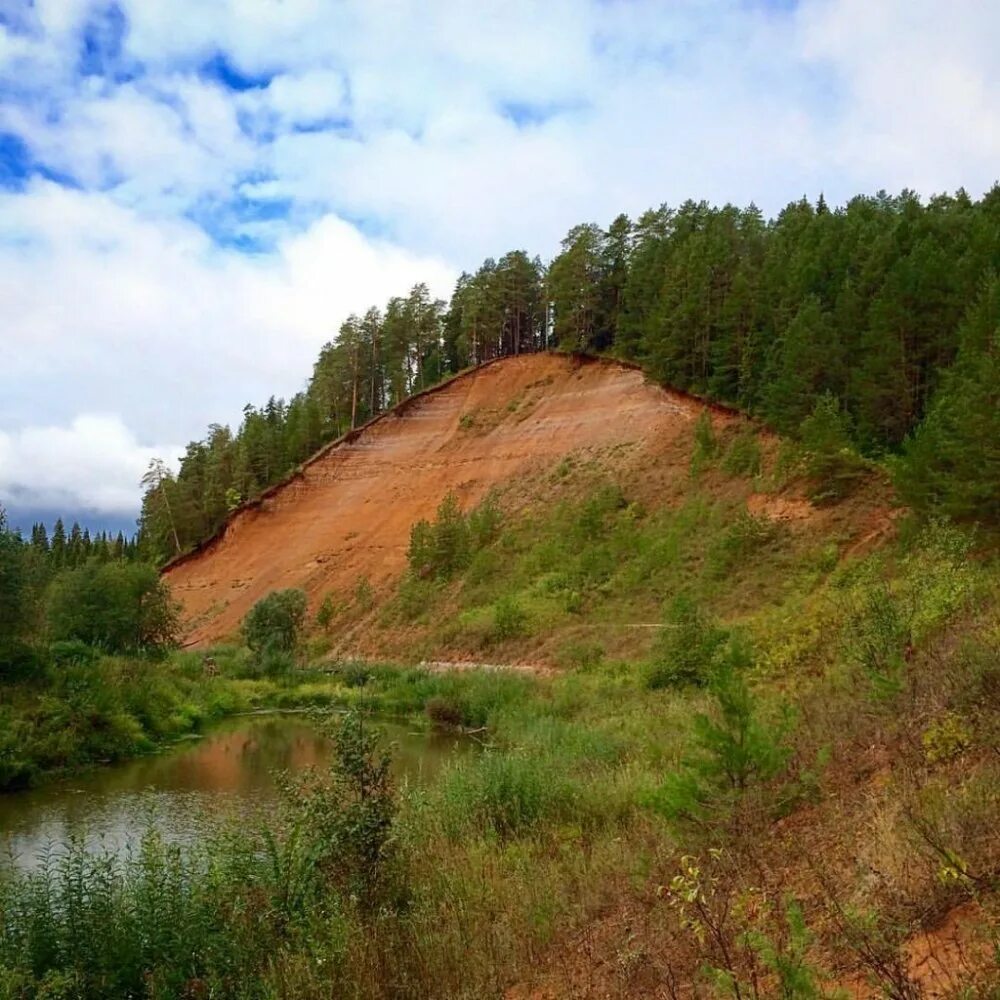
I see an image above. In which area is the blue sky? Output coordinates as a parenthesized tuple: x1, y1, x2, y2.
(1, 0, 998, 531)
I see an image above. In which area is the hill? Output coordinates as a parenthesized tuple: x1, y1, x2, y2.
(166, 353, 730, 646)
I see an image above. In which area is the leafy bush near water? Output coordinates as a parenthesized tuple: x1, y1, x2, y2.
(46, 562, 180, 655)
(241, 588, 308, 657)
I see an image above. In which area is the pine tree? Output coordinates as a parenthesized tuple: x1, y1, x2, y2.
(895, 276, 1000, 521)
(50, 518, 66, 569)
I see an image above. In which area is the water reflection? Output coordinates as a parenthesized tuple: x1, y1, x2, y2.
(0, 715, 467, 870)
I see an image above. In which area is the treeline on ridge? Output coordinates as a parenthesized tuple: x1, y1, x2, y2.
(140, 187, 1000, 562)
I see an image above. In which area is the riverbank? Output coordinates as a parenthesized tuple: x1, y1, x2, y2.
(0, 642, 541, 794)
(0, 650, 353, 793)
(2, 515, 999, 996)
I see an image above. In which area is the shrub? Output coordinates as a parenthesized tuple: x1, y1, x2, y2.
(646, 593, 728, 689)
(353, 576, 375, 610)
(492, 595, 528, 642)
(241, 588, 308, 654)
(842, 583, 910, 700)
(646, 649, 792, 823)
(315, 593, 337, 630)
(709, 508, 781, 576)
(407, 493, 503, 582)
(798, 393, 867, 502)
(425, 695, 465, 728)
(282, 710, 402, 910)
(48, 639, 101, 667)
(46, 561, 180, 654)
(690, 410, 718, 477)
(468, 492, 503, 549)
(922, 713, 973, 763)
(721, 426, 762, 477)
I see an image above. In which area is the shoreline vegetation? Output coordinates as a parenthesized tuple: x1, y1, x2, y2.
(2, 468, 999, 994)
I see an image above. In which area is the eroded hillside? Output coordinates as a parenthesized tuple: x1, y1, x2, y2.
(166, 353, 730, 645)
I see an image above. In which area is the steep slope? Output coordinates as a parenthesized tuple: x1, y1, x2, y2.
(165, 353, 728, 645)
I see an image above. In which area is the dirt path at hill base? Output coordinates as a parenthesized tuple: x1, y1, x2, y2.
(166, 354, 722, 646)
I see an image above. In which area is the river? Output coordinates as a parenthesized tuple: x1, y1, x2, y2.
(0, 713, 469, 870)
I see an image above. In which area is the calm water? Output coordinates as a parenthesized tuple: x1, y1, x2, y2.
(0, 714, 468, 870)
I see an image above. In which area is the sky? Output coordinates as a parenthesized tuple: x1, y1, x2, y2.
(1, 0, 998, 533)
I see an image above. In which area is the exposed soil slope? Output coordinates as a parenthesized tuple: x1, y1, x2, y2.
(166, 353, 725, 646)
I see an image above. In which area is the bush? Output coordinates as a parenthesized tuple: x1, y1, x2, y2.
(922, 712, 973, 763)
(353, 576, 375, 611)
(492, 595, 528, 642)
(690, 410, 718, 477)
(315, 593, 337, 630)
(798, 393, 867, 502)
(721, 426, 762, 477)
(46, 561, 180, 654)
(842, 583, 910, 700)
(241, 588, 308, 655)
(708, 508, 781, 576)
(425, 695, 465, 728)
(282, 710, 402, 910)
(407, 492, 504, 581)
(646, 649, 792, 823)
(468, 492, 503, 549)
(646, 593, 728, 689)
(48, 639, 101, 667)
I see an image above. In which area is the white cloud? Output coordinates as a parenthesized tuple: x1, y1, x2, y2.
(797, 0, 1000, 194)
(262, 69, 349, 127)
(0, 181, 455, 513)
(0, 414, 182, 514)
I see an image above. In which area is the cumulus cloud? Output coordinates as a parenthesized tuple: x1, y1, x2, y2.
(0, 181, 455, 513)
(1, 0, 998, 519)
(0, 414, 182, 515)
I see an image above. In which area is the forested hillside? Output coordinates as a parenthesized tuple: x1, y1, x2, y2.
(140, 188, 1000, 563)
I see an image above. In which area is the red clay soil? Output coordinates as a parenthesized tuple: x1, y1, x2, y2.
(165, 353, 725, 646)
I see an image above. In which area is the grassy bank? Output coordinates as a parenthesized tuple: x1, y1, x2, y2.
(0, 647, 358, 793)
(3, 418, 1000, 997)
(2, 509, 999, 996)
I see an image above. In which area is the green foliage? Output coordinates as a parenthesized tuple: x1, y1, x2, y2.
(407, 492, 503, 581)
(0, 832, 246, 997)
(353, 576, 375, 611)
(842, 582, 910, 700)
(646, 593, 728, 689)
(147, 188, 1000, 562)
(798, 393, 867, 502)
(647, 648, 792, 821)
(0, 507, 32, 670)
(894, 276, 1000, 523)
(0, 653, 259, 791)
(241, 588, 307, 655)
(721, 426, 763, 477)
(468, 492, 503, 549)
(315, 593, 337, 630)
(708, 508, 782, 577)
(437, 751, 590, 839)
(739, 899, 837, 1000)
(690, 410, 718, 477)
(921, 712, 973, 763)
(46, 561, 180, 655)
(492, 594, 529, 642)
(281, 710, 402, 910)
